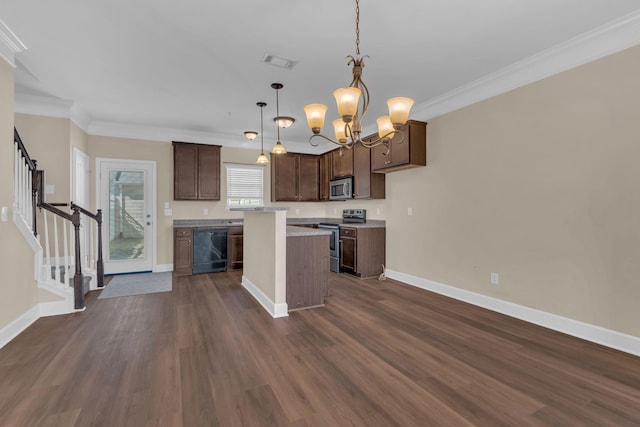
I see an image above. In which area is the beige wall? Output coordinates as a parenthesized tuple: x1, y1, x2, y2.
(0, 59, 39, 329)
(382, 45, 640, 337)
(14, 114, 71, 204)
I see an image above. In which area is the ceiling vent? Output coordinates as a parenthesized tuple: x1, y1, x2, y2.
(261, 53, 297, 70)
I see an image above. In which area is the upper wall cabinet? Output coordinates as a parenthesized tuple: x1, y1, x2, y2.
(331, 147, 354, 179)
(173, 142, 221, 201)
(371, 120, 427, 173)
(271, 153, 319, 202)
(353, 140, 385, 199)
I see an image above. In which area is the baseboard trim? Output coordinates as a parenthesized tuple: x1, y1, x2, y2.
(153, 264, 173, 273)
(0, 305, 40, 350)
(241, 276, 288, 318)
(385, 269, 640, 357)
(39, 300, 74, 317)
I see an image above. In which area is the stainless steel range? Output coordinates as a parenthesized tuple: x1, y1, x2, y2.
(318, 209, 366, 273)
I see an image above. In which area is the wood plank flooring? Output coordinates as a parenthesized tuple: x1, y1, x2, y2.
(1, 271, 639, 426)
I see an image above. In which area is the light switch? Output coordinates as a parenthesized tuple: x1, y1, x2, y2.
(46, 185, 54, 195)
(1, 206, 7, 222)
(164, 208, 173, 216)
(164, 202, 170, 209)
(407, 207, 413, 216)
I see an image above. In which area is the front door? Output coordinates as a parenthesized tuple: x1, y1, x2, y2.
(97, 159, 155, 274)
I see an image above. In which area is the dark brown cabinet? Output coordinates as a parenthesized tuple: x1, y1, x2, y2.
(319, 152, 332, 201)
(287, 234, 329, 310)
(271, 153, 319, 202)
(339, 226, 385, 279)
(331, 147, 354, 178)
(227, 226, 243, 270)
(353, 141, 385, 199)
(371, 120, 427, 173)
(173, 142, 221, 200)
(173, 228, 193, 276)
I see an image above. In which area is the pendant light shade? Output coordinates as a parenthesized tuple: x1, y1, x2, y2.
(271, 141, 287, 155)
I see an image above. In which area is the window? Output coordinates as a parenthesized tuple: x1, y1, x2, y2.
(226, 163, 264, 208)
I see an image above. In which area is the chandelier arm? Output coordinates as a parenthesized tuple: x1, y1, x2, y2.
(359, 129, 406, 149)
(309, 133, 353, 148)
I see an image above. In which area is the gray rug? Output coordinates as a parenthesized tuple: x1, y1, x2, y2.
(98, 272, 172, 299)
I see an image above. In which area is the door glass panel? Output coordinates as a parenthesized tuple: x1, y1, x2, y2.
(108, 170, 145, 261)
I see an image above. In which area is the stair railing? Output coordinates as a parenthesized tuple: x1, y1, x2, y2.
(13, 127, 105, 311)
(13, 128, 38, 235)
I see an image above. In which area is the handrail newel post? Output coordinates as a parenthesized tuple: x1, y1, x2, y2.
(31, 160, 38, 236)
(71, 206, 85, 310)
(96, 209, 104, 288)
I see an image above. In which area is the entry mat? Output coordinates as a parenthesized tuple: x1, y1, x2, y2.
(98, 271, 172, 299)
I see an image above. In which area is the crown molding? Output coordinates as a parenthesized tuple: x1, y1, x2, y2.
(14, 93, 91, 132)
(0, 18, 27, 67)
(88, 120, 241, 145)
(411, 9, 640, 122)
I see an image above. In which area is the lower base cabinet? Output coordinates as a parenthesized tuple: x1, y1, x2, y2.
(340, 226, 385, 279)
(173, 228, 193, 276)
(287, 234, 330, 310)
(227, 226, 243, 270)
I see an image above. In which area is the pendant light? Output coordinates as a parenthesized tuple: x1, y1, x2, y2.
(255, 102, 269, 164)
(270, 83, 290, 155)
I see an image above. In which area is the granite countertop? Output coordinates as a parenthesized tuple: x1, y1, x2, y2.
(173, 219, 243, 228)
(174, 217, 385, 229)
(286, 226, 332, 237)
(288, 217, 386, 229)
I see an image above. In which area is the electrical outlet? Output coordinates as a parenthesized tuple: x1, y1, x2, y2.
(407, 207, 413, 216)
(164, 208, 172, 216)
(1, 206, 7, 222)
(295, 208, 300, 215)
(203, 208, 209, 215)
(490, 272, 499, 285)
(333, 208, 337, 215)
(46, 185, 54, 195)
(376, 208, 380, 215)
(164, 202, 170, 209)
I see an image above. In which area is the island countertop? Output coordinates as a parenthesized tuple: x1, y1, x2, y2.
(286, 226, 332, 237)
(173, 217, 385, 229)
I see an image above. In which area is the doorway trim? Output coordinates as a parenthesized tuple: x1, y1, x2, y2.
(95, 157, 157, 274)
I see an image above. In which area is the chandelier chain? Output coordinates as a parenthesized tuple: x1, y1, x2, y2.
(355, 0, 360, 56)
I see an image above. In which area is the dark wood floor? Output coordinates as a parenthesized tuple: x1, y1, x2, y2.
(1, 271, 639, 426)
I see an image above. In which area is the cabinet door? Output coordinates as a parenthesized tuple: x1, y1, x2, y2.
(298, 155, 319, 201)
(271, 153, 298, 201)
(227, 234, 243, 270)
(198, 145, 220, 200)
(319, 152, 331, 201)
(340, 237, 357, 274)
(353, 141, 371, 199)
(174, 143, 198, 200)
(174, 229, 193, 276)
(332, 148, 353, 178)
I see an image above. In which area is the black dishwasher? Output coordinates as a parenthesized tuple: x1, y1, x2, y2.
(192, 227, 228, 274)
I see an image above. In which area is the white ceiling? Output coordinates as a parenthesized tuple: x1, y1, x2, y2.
(2, 0, 640, 153)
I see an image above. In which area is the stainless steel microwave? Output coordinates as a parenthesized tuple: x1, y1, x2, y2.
(329, 177, 353, 200)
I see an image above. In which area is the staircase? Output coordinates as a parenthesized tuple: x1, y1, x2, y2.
(13, 128, 104, 312)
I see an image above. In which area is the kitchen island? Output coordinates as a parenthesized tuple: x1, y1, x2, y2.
(228, 208, 331, 318)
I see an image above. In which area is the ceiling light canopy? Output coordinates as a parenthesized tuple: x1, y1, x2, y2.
(303, 0, 414, 150)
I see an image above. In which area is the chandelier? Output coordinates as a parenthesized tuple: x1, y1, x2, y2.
(303, 0, 414, 149)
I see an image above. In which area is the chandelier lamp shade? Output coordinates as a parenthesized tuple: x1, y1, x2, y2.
(303, 0, 414, 149)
